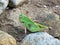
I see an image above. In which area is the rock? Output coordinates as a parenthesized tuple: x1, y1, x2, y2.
(0, 30, 17, 45)
(9, 0, 28, 7)
(0, 0, 9, 14)
(21, 32, 60, 45)
(35, 9, 60, 24)
(0, 8, 22, 27)
(34, 9, 60, 37)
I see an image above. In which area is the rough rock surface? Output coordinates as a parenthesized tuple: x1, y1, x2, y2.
(21, 32, 60, 45)
(0, 0, 9, 14)
(0, 30, 17, 45)
(31, 0, 60, 7)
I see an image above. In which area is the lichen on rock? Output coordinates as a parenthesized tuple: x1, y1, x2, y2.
(0, 30, 17, 45)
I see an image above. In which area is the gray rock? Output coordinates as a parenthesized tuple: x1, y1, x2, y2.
(21, 32, 60, 45)
(9, 0, 28, 7)
(0, 0, 9, 14)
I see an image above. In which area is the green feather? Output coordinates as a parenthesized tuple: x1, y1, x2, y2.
(19, 14, 48, 32)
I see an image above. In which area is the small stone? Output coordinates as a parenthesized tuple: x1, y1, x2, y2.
(0, 30, 17, 45)
(21, 32, 60, 45)
(0, 0, 9, 14)
(9, 0, 28, 7)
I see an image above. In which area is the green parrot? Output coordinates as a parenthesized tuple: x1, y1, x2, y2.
(19, 14, 48, 33)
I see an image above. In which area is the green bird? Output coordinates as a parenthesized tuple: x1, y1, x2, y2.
(19, 14, 48, 33)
